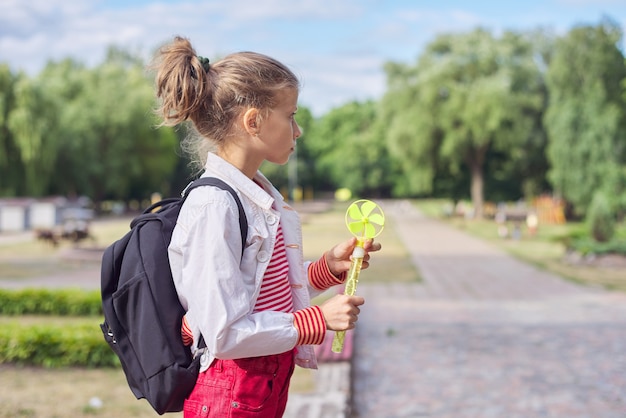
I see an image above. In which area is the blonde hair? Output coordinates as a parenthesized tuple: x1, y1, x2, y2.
(151, 36, 300, 169)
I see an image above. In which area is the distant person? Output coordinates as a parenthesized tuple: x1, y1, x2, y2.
(152, 36, 381, 417)
(495, 210, 508, 238)
(526, 211, 538, 236)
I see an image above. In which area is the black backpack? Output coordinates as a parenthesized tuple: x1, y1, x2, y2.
(100, 177, 248, 415)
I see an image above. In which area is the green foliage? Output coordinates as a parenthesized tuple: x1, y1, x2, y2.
(4, 71, 60, 196)
(54, 49, 178, 202)
(0, 289, 102, 316)
(0, 322, 118, 368)
(381, 28, 547, 213)
(569, 238, 626, 256)
(306, 101, 393, 197)
(1, 19, 626, 208)
(544, 18, 626, 217)
(0, 288, 111, 368)
(380, 61, 439, 197)
(586, 191, 616, 242)
(0, 48, 179, 203)
(0, 64, 23, 195)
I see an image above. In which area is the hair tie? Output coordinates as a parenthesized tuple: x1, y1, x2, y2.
(197, 56, 210, 72)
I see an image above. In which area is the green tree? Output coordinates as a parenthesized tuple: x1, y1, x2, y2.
(379, 62, 439, 197)
(544, 18, 626, 217)
(306, 101, 392, 197)
(0, 49, 179, 203)
(57, 47, 178, 204)
(0, 64, 23, 196)
(587, 190, 615, 242)
(7, 73, 60, 195)
(382, 28, 547, 216)
(36, 59, 87, 197)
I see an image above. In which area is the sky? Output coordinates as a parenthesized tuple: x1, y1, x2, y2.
(1, 0, 625, 116)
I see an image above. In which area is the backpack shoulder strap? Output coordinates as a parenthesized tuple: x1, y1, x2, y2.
(182, 177, 248, 255)
(181, 177, 248, 353)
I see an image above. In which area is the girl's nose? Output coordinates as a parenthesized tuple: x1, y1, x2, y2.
(294, 122, 302, 139)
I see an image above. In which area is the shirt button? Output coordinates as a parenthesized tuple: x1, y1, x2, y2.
(266, 213, 277, 225)
(257, 250, 269, 262)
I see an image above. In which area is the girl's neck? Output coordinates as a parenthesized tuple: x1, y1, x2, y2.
(217, 146, 262, 179)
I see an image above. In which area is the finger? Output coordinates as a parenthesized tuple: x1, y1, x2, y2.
(343, 237, 358, 252)
(349, 296, 365, 306)
(331, 237, 357, 260)
(348, 306, 360, 316)
(363, 239, 380, 251)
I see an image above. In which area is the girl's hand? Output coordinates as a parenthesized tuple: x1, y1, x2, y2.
(325, 237, 382, 277)
(320, 294, 365, 331)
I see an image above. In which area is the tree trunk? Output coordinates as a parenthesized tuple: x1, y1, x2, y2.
(470, 161, 484, 219)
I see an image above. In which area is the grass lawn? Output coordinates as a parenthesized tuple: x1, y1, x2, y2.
(0, 217, 131, 282)
(0, 365, 169, 418)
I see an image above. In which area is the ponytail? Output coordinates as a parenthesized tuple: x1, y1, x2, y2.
(153, 36, 211, 126)
(151, 36, 300, 168)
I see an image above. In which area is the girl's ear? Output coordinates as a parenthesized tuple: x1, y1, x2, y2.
(242, 108, 260, 136)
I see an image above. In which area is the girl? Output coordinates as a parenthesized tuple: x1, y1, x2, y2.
(153, 36, 381, 417)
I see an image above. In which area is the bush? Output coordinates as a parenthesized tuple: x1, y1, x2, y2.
(0, 289, 101, 316)
(587, 191, 615, 242)
(0, 322, 118, 368)
(569, 238, 626, 256)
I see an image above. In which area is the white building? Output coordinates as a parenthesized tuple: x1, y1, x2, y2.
(0, 197, 91, 233)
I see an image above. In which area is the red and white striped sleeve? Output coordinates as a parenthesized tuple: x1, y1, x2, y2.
(181, 315, 193, 346)
(292, 305, 326, 346)
(308, 252, 346, 290)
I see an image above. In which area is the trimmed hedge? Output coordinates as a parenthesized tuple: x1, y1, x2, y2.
(0, 290, 113, 367)
(0, 322, 118, 368)
(0, 289, 102, 316)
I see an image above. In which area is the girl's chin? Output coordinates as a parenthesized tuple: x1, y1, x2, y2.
(268, 149, 294, 165)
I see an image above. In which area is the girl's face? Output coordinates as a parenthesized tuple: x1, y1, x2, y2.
(258, 88, 301, 165)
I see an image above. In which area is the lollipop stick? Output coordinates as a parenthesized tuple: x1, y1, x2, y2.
(331, 242, 364, 353)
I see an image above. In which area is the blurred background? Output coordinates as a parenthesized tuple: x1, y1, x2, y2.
(0, 0, 625, 238)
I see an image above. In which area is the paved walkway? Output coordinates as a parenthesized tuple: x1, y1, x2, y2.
(351, 201, 626, 418)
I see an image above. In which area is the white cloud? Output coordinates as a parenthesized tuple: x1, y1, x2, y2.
(1, 0, 624, 115)
(392, 7, 489, 35)
(214, 0, 361, 21)
(0, 0, 375, 114)
(292, 51, 385, 114)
